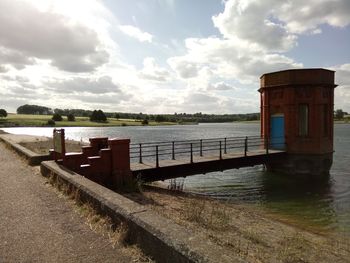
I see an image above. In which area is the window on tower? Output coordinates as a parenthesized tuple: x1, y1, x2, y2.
(298, 104, 309, 136)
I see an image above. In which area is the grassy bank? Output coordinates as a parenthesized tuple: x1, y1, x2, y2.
(0, 114, 177, 127)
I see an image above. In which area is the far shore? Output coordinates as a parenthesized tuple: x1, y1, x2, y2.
(0, 113, 261, 128)
(0, 113, 188, 128)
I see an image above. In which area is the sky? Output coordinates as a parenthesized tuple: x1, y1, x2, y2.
(1, 0, 350, 114)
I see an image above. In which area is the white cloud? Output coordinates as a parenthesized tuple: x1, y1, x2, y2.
(208, 82, 235, 91)
(168, 57, 199, 79)
(332, 64, 350, 111)
(119, 25, 153, 43)
(168, 37, 302, 85)
(279, 0, 350, 34)
(212, 0, 350, 52)
(212, 0, 297, 52)
(139, 57, 171, 82)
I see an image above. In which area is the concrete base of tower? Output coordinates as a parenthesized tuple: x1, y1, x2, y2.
(266, 152, 333, 177)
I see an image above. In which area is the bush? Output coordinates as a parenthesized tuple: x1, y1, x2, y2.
(0, 109, 7, 118)
(47, 119, 55, 126)
(142, 119, 149, 125)
(52, 113, 63, 121)
(67, 113, 75, 122)
(90, 109, 107, 122)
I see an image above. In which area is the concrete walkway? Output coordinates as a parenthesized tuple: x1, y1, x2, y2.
(0, 142, 134, 262)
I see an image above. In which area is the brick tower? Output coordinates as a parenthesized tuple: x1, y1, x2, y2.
(259, 68, 337, 176)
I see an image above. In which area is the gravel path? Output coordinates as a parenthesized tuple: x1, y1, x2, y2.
(0, 142, 133, 263)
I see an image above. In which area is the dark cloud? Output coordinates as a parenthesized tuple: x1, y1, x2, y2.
(1, 75, 30, 83)
(0, 48, 35, 70)
(0, 0, 109, 72)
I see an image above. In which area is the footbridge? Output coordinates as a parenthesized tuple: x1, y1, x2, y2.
(52, 130, 286, 186)
(129, 136, 286, 182)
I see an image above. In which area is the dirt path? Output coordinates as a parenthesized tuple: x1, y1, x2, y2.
(0, 142, 134, 263)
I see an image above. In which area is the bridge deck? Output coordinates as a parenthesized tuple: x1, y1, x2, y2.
(131, 149, 286, 182)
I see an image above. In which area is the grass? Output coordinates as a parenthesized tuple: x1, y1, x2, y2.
(128, 187, 350, 263)
(0, 113, 177, 127)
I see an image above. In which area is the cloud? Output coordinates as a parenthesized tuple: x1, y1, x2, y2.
(0, 65, 9, 73)
(168, 57, 199, 79)
(46, 76, 123, 94)
(168, 37, 302, 85)
(212, 0, 350, 52)
(208, 82, 235, 91)
(139, 57, 171, 82)
(1, 75, 30, 83)
(0, 0, 109, 72)
(279, 0, 350, 34)
(119, 25, 153, 43)
(212, 0, 296, 52)
(332, 64, 350, 111)
(0, 47, 35, 70)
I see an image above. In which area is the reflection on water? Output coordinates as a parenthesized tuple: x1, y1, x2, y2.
(2, 123, 350, 235)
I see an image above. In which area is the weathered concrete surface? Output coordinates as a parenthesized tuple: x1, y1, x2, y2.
(0, 142, 133, 262)
(41, 160, 244, 263)
(0, 134, 50, 165)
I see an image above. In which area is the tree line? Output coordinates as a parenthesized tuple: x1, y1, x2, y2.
(14, 104, 260, 123)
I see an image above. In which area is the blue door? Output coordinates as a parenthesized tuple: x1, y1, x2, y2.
(270, 115, 285, 150)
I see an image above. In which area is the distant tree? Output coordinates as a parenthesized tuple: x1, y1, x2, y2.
(67, 113, 75, 122)
(17, 104, 52, 115)
(136, 113, 143, 120)
(54, 108, 65, 115)
(114, 113, 120, 119)
(142, 119, 149, 125)
(0, 109, 7, 118)
(155, 115, 166, 122)
(90, 109, 107, 122)
(335, 109, 345, 120)
(52, 113, 63, 121)
(47, 119, 55, 126)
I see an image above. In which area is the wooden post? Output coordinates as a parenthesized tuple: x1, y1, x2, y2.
(190, 143, 193, 163)
(266, 137, 269, 154)
(139, 143, 142, 163)
(224, 138, 227, 154)
(172, 141, 175, 160)
(53, 128, 65, 161)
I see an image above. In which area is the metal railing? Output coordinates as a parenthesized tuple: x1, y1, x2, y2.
(130, 136, 285, 168)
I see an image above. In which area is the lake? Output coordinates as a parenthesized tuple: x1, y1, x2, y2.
(3, 123, 350, 236)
